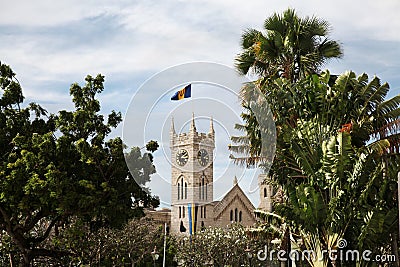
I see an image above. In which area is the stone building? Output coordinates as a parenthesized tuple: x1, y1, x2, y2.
(258, 174, 274, 212)
(148, 115, 272, 234)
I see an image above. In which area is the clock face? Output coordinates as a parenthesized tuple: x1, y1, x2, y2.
(176, 149, 189, 166)
(197, 149, 209, 166)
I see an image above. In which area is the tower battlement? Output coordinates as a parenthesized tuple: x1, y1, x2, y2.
(170, 114, 215, 147)
(172, 133, 214, 145)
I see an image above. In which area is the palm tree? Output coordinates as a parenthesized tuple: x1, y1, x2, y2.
(231, 10, 400, 265)
(235, 8, 343, 82)
(230, 9, 343, 166)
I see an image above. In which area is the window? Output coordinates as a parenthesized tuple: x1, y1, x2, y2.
(204, 206, 206, 218)
(264, 188, 267, 198)
(182, 206, 185, 218)
(239, 211, 242, 222)
(185, 182, 188, 199)
(178, 183, 180, 200)
(181, 177, 184, 199)
(199, 183, 201, 199)
(206, 183, 208, 200)
(230, 210, 233, 221)
(200, 206, 203, 218)
(179, 206, 181, 218)
(202, 176, 205, 199)
(235, 208, 238, 222)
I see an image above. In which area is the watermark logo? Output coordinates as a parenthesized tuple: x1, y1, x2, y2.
(256, 239, 396, 263)
(337, 238, 347, 249)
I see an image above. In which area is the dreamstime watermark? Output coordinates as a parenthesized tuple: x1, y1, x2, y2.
(256, 239, 396, 263)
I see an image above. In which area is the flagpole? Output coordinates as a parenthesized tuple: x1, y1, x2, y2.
(163, 222, 167, 267)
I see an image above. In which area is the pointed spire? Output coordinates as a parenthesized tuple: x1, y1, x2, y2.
(209, 117, 215, 135)
(170, 117, 176, 135)
(189, 112, 196, 133)
(233, 175, 238, 186)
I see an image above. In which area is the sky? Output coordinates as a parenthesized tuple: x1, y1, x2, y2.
(1, 0, 399, 208)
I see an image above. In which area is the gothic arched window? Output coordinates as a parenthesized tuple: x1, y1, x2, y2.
(185, 182, 188, 199)
(230, 210, 233, 221)
(181, 177, 184, 199)
(235, 208, 238, 222)
(202, 176, 205, 199)
(178, 183, 180, 200)
(264, 188, 267, 198)
(239, 211, 242, 222)
(204, 206, 206, 218)
(179, 206, 181, 218)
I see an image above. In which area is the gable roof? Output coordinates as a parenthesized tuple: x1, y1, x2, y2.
(213, 183, 255, 221)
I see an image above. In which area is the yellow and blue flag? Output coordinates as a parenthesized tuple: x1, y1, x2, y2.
(188, 203, 196, 235)
(171, 84, 191, 101)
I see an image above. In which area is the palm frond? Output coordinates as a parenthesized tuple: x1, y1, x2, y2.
(241, 28, 262, 49)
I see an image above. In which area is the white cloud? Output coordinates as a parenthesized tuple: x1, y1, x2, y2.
(0, 0, 121, 26)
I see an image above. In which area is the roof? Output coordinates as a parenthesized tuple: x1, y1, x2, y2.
(213, 182, 255, 221)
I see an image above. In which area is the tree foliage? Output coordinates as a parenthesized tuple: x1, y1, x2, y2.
(50, 217, 166, 266)
(175, 224, 266, 267)
(235, 8, 342, 82)
(232, 10, 400, 264)
(231, 8, 343, 167)
(237, 71, 400, 266)
(0, 62, 159, 265)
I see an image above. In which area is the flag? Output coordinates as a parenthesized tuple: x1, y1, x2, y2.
(188, 203, 196, 235)
(171, 84, 191, 100)
(188, 203, 192, 235)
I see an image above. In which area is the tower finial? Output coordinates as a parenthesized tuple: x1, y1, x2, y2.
(233, 175, 238, 186)
(190, 112, 196, 133)
(170, 117, 176, 135)
(209, 116, 215, 135)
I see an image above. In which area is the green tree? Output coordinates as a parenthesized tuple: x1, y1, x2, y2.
(235, 8, 342, 82)
(0, 62, 159, 266)
(277, 119, 397, 266)
(231, 8, 343, 166)
(232, 9, 400, 267)
(237, 71, 400, 266)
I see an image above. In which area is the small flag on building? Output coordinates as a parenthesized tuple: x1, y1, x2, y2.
(191, 203, 196, 233)
(171, 84, 191, 101)
(188, 203, 193, 235)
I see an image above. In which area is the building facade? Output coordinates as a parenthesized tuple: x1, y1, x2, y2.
(146, 115, 274, 233)
(168, 115, 258, 234)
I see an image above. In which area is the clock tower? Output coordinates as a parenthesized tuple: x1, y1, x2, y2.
(170, 114, 215, 234)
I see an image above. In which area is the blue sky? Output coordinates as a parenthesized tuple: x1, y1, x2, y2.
(1, 0, 399, 207)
